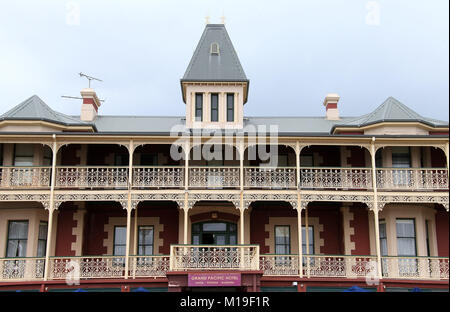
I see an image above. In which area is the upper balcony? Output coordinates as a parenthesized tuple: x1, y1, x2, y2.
(0, 143, 448, 191)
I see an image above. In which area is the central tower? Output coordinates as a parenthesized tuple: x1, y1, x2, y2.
(181, 24, 249, 129)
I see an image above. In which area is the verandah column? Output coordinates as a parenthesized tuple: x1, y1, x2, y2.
(297, 194, 303, 278)
(370, 139, 383, 281)
(124, 139, 134, 279)
(44, 135, 58, 281)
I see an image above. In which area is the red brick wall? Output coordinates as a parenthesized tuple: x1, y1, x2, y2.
(54, 202, 78, 256)
(346, 147, 366, 167)
(430, 148, 446, 168)
(435, 206, 449, 257)
(349, 204, 371, 255)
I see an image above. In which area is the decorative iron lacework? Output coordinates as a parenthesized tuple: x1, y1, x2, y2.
(53, 192, 128, 210)
(243, 193, 298, 210)
(0, 193, 50, 209)
(131, 192, 185, 209)
(300, 193, 374, 210)
(187, 193, 241, 209)
(378, 194, 449, 211)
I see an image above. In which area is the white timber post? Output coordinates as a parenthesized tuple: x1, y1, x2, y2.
(370, 138, 383, 281)
(124, 139, 134, 279)
(44, 135, 58, 281)
(297, 194, 303, 278)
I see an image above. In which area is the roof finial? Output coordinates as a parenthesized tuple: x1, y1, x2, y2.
(205, 15, 210, 24)
(221, 11, 226, 24)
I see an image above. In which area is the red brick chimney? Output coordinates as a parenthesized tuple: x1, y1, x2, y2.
(80, 88, 101, 121)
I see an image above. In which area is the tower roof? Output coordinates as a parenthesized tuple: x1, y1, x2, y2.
(182, 24, 248, 82)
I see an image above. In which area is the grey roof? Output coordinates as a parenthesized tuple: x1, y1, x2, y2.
(182, 24, 248, 82)
(0, 95, 92, 127)
(334, 97, 449, 129)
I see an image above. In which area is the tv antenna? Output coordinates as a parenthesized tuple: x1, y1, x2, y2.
(79, 72, 103, 88)
(61, 72, 105, 102)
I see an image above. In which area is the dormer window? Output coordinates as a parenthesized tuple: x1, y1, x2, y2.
(210, 42, 219, 55)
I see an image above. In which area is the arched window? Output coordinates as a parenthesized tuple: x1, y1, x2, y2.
(210, 42, 220, 55)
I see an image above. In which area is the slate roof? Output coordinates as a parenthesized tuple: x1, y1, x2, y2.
(333, 97, 448, 129)
(0, 95, 447, 135)
(182, 24, 248, 82)
(0, 95, 92, 127)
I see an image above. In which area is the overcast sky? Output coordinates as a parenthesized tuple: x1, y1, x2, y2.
(0, 0, 448, 121)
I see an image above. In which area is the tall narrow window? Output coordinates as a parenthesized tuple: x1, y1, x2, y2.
(138, 226, 154, 256)
(396, 219, 417, 276)
(37, 222, 48, 257)
(113, 226, 127, 256)
(396, 219, 416, 256)
(226, 93, 234, 122)
(275, 226, 290, 254)
(195, 93, 203, 122)
(210, 93, 219, 122)
(14, 144, 34, 166)
(301, 226, 314, 255)
(379, 220, 388, 256)
(43, 148, 52, 166)
(375, 149, 382, 168)
(210, 42, 219, 55)
(6, 221, 29, 257)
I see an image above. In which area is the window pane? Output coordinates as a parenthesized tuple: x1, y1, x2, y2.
(37, 240, 46, 257)
(114, 227, 126, 245)
(211, 94, 218, 122)
(396, 220, 415, 237)
(300, 155, 313, 167)
(203, 223, 227, 232)
(7, 240, 18, 257)
(193, 235, 200, 245)
(15, 144, 34, 157)
(9, 221, 28, 240)
(379, 222, 386, 238)
(276, 245, 288, 254)
(195, 93, 203, 121)
(397, 238, 416, 256)
(229, 235, 237, 245)
(114, 245, 126, 256)
(226, 94, 234, 122)
(38, 223, 48, 240)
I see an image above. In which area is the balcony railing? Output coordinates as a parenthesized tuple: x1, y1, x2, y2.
(129, 255, 170, 278)
(381, 256, 449, 280)
(376, 168, 449, 190)
(302, 255, 378, 278)
(188, 167, 240, 188)
(56, 167, 129, 188)
(133, 167, 184, 188)
(169, 245, 260, 271)
(0, 257, 45, 281)
(260, 254, 300, 276)
(48, 255, 126, 279)
(0, 167, 51, 188)
(245, 167, 297, 189)
(299, 167, 373, 190)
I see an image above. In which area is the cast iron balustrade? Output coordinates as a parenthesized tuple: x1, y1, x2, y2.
(188, 167, 240, 188)
(302, 255, 378, 278)
(376, 168, 449, 190)
(299, 167, 373, 190)
(169, 245, 260, 271)
(0, 257, 45, 281)
(133, 167, 184, 188)
(259, 254, 299, 276)
(244, 167, 297, 189)
(48, 255, 126, 279)
(129, 255, 170, 278)
(0, 167, 51, 189)
(55, 166, 129, 188)
(381, 256, 449, 280)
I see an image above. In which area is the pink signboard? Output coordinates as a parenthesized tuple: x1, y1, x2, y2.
(188, 273, 241, 287)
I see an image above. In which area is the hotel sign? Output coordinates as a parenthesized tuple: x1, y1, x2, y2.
(188, 273, 241, 287)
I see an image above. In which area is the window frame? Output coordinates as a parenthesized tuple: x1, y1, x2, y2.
(138, 225, 154, 256)
(301, 225, 314, 255)
(37, 221, 48, 258)
(379, 219, 388, 256)
(195, 93, 203, 122)
(13, 144, 34, 166)
(6, 220, 29, 258)
(210, 93, 219, 122)
(395, 218, 417, 257)
(274, 225, 291, 255)
(226, 93, 234, 122)
(113, 225, 127, 256)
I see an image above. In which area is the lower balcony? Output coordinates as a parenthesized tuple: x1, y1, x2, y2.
(1, 252, 448, 283)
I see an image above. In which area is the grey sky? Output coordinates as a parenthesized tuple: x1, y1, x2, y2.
(0, 0, 448, 121)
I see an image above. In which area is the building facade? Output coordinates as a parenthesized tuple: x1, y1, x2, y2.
(0, 24, 448, 292)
